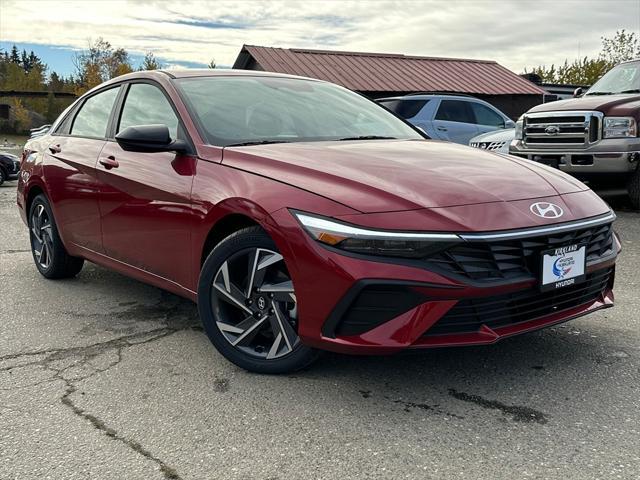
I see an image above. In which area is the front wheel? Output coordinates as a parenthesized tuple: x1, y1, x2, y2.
(198, 226, 319, 374)
(28, 194, 84, 279)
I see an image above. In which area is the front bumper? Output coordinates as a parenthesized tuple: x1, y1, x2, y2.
(271, 209, 618, 355)
(509, 138, 640, 174)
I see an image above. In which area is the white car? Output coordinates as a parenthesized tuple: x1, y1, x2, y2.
(469, 128, 515, 154)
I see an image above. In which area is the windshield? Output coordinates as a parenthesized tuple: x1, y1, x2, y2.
(586, 62, 640, 95)
(175, 76, 423, 146)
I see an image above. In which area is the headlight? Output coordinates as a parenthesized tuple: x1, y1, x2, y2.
(514, 118, 524, 140)
(293, 211, 461, 258)
(603, 117, 637, 138)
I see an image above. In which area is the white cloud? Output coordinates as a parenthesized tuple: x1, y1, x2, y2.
(1, 0, 638, 72)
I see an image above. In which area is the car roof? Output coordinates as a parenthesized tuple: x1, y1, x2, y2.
(377, 94, 481, 102)
(104, 68, 324, 83)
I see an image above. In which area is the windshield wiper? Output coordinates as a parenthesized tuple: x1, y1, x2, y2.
(225, 140, 292, 147)
(337, 135, 398, 141)
(586, 91, 614, 96)
(617, 89, 640, 94)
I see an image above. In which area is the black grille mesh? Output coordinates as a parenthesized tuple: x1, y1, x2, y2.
(424, 268, 612, 336)
(427, 222, 614, 282)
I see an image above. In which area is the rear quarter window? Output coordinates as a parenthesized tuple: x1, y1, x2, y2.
(379, 99, 430, 119)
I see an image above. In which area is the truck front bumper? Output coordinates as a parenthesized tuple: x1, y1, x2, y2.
(509, 138, 640, 174)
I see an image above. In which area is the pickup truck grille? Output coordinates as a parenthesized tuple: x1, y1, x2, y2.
(523, 111, 601, 149)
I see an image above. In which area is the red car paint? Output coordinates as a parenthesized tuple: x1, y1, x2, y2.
(18, 70, 618, 355)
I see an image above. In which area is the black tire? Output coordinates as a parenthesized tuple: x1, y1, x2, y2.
(28, 194, 84, 279)
(628, 168, 640, 210)
(0, 168, 6, 186)
(198, 226, 320, 374)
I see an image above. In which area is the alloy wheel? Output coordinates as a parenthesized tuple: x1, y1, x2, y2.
(30, 204, 54, 270)
(212, 248, 299, 360)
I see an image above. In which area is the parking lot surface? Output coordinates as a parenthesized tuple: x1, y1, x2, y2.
(1, 182, 639, 480)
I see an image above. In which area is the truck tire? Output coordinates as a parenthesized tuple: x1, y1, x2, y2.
(628, 168, 640, 210)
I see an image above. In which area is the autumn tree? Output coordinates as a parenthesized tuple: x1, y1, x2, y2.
(73, 38, 133, 94)
(10, 98, 31, 132)
(140, 52, 162, 70)
(527, 30, 640, 85)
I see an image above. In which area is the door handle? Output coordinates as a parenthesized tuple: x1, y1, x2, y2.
(99, 156, 119, 170)
(436, 126, 448, 132)
(48, 144, 61, 154)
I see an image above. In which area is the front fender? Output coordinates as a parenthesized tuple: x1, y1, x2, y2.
(189, 160, 357, 291)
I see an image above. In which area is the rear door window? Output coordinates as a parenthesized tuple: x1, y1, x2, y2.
(71, 87, 120, 138)
(378, 99, 430, 119)
(434, 100, 474, 123)
(469, 102, 505, 127)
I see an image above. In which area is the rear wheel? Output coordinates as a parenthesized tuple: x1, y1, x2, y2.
(28, 194, 84, 279)
(198, 226, 319, 373)
(628, 168, 640, 210)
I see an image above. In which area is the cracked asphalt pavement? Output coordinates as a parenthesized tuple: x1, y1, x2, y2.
(1, 182, 639, 480)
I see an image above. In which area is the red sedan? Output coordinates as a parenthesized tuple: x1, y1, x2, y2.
(17, 70, 619, 373)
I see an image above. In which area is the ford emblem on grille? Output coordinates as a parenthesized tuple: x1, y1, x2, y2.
(530, 202, 564, 219)
(545, 125, 560, 135)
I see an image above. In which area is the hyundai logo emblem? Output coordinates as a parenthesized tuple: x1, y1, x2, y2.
(545, 125, 560, 135)
(257, 296, 266, 310)
(530, 202, 564, 219)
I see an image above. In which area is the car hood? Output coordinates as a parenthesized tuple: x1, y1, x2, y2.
(528, 94, 640, 116)
(222, 139, 588, 213)
(469, 128, 515, 144)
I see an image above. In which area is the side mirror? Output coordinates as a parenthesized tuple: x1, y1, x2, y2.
(115, 124, 188, 153)
(505, 120, 516, 129)
(573, 87, 584, 98)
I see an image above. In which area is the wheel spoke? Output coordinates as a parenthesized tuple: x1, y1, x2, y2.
(272, 301, 298, 350)
(245, 249, 260, 297)
(258, 280, 295, 302)
(246, 248, 283, 297)
(266, 332, 283, 359)
(214, 261, 253, 315)
(214, 283, 252, 315)
(232, 315, 268, 346)
(37, 242, 45, 264)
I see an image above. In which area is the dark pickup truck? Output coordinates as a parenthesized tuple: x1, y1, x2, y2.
(510, 59, 640, 208)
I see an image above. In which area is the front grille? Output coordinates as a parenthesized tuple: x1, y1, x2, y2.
(523, 111, 601, 149)
(470, 141, 506, 151)
(427, 222, 614, 282)
(424, 268, 613, 336)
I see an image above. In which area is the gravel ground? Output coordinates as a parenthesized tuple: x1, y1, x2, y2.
(0, 181, 638, 480)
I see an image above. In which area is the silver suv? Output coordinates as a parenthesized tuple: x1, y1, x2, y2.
(377, 94, 515, 145)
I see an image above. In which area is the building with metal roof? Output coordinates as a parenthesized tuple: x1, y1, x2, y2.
(233, 45, 547, 118)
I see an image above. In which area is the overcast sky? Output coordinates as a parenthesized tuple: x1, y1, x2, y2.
(1, 0, 639, 76)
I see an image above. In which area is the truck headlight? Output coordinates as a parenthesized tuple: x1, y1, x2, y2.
(293, 211, 461, 259)
(514, 118, 524, 140)
(603, 117, 637, 138)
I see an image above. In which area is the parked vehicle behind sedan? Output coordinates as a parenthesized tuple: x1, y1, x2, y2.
(0, 152, 20, 186)
(469, 128, 515, 154)
(510, 59, 640, 209)
(18, 70, 619, 374)
(377, 94, 515, 145)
